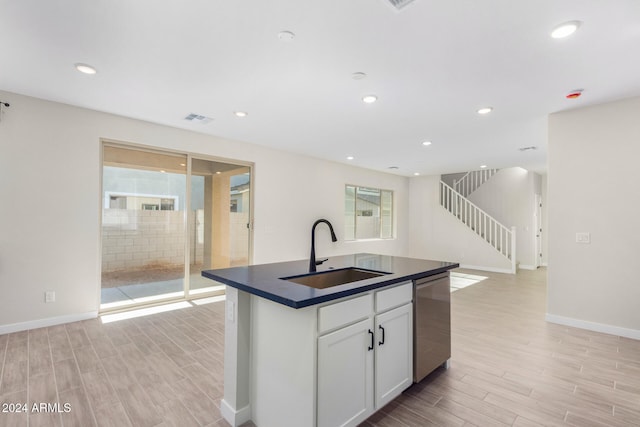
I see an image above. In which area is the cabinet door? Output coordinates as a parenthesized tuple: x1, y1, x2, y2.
(375, 303, 413, 409)
(317, 318, 374, 427)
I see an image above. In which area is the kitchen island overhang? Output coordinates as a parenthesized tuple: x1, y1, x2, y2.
(202, 253, 458, 308)
(202, 253, 459, 427)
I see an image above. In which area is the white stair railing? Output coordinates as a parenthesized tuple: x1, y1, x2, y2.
(440, 181, 516, 273)
(453, 168, 499, 198)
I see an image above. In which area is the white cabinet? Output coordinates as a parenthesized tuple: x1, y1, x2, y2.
(317, 282, 413, 427)
(246, 282, 413, 427)
(375, 303, 413, 409)
(317, 318, 374, 427)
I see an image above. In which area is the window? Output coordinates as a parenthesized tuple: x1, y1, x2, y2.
(104, 191, 179, 211)
(345, 185, 393, 240)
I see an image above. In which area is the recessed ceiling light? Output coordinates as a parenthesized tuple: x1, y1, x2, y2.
(551, 21, 581, 39)
(480, 165, 487, 169)
(388, 166, 399, 170)
(477, 107, 493, 115)
(422, 141, 432, 146)
(216, 171, 221, 175)
(278, 30, 295, 42)
(352, 72, 367, 80)
(234, 111, 248, 117)
(413, 172, 420, 176)
(362, 95, 378, 104)
(347, 156, 355, 160)
(75, 63, 97, 75)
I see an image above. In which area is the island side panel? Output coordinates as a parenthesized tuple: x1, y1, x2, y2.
(251, 294, 318, 427)
(221, 287, 252, 426)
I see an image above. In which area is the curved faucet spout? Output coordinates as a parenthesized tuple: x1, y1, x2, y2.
(309, 219, 338, 272)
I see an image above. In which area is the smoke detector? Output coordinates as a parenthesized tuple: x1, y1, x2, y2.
(386, 0, 417, 10)
(566, 89, 583, 99)
(278, 31, 295, 42)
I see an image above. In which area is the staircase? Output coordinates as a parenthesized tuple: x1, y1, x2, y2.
(453, 168, 499, 198)
(440, 180, 516, 273)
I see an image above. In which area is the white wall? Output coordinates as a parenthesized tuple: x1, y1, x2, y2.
(0, 90, 409, 332)
(541, 173, 548, 266)
(407, 175, 512, 273)
(468, 167, 542, 269)
(249, 147, 409, 264)
(547, 96, 640, 339)
(440, 172, 466, 188)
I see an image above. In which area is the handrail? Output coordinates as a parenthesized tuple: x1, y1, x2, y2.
(453, 168, 498, 198)
(440, 181, 516, 273)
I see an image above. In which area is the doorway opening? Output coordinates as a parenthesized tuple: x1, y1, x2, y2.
(100, 142, 252, 312)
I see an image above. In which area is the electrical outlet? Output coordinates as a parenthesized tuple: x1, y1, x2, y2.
(576, 232, 591, 244)
(45, 291, 55, 303)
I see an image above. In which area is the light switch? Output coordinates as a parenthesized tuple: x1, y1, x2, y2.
(576, 232, 590, 244)
(45, 291, 56, 303)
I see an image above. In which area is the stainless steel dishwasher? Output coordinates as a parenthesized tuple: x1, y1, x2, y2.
(413, 272, 451, 383)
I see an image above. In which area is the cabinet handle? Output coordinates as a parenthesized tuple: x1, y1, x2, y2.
(378, 325, 385, 346)
(368, 329, 374, 351)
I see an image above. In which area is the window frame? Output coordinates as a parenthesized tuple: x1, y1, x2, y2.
(344, 184, 394, 241)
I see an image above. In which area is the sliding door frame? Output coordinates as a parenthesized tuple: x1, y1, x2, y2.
(99, 139, 254, 313)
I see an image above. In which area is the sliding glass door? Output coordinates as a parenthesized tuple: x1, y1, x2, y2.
(188, 158, 251, 297)
(100, 143, 252, 311)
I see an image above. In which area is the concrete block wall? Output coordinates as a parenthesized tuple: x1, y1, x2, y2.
(102, 209, 248, 272)
(102, 209, 195, 272)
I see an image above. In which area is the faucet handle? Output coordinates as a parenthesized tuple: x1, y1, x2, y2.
(315, 258, 329, 266)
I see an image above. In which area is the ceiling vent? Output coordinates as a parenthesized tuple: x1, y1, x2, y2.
(184, 113, 213, 124)
(386, 0, 417, 10)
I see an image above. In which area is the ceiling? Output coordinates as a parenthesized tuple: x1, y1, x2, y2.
(1, 0, 639, 176)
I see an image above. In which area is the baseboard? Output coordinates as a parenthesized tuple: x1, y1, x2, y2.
(546, 313, 640, 341)
(0, 311, 98, 335)
(518, 264, 537, 270)
(220, 399, 251, 427)
(458, 264, 515, 275)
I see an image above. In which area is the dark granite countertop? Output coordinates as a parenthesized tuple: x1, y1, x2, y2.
(201, 253, 459, 309)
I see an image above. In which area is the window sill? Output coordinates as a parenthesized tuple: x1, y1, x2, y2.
(344, 238, 396, 243)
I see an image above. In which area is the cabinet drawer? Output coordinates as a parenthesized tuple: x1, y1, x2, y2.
(375, 282, 412, 313)
(318, 294, 373, 334)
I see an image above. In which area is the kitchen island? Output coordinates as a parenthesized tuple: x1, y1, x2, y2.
(202, 253, 458, 427)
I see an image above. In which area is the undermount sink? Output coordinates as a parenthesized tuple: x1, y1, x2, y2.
(281, 267, 390, 289)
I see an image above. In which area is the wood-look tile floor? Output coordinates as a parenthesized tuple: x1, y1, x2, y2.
(364, 268, 640, 427)
(1, 267, 639, 426)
